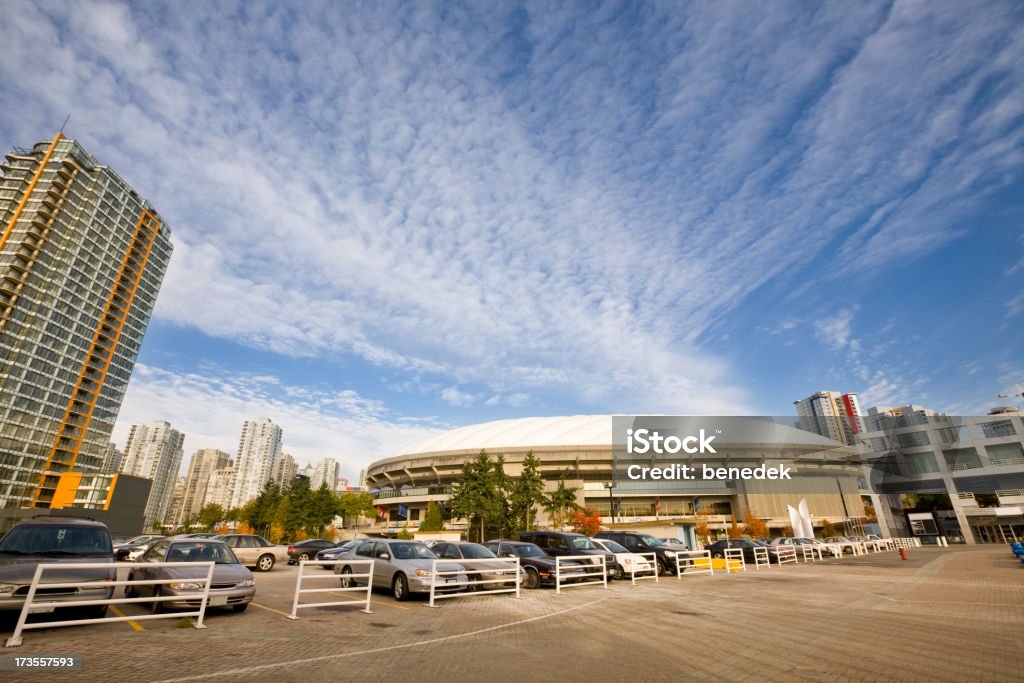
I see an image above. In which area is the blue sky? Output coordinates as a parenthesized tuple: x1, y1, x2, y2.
(1, 1, 1022, 480)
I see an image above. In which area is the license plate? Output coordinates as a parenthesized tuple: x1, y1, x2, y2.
(210, 595, 228, 606)
(445, 578, 456, 584)
(30, 606, 55, 613)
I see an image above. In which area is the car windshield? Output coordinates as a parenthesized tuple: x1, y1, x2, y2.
(512, 544, 544, 558)
(638, 535, 665, 548)
(0, 525, 111, 554)
(599, 540, 628, 553)
(165, 542, 239, 564)
(389, 543, 436, 560)
(126, 535, 160, 544)
(458, 544, 496, 559)
(570, 536, 596, 550)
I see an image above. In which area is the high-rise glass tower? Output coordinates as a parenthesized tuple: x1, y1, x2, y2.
(230, 418, 283, 509)
(0, 133, 173, 508)
(120, 421, 185, 529)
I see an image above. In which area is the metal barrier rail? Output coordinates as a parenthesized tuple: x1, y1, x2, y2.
(776, 544, 798, 565)
(289, 559, 373, 619)
(427, 558, 521, 608)
(555, 555, 608, 593)
(801, 544, 818, 563)
(674, 550, 713, 577)
(752, 546, 771, 570)
(6, 561, 215, 647)
(723, 547, 746, 573)
(628, 553, 659, 585)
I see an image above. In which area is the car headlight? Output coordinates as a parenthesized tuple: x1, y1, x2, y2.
(169, 582, 203, 590)
(664, 551, 677, 558)
(239, 579, 255, 587)
(414, 569, 434, 577)
(0, 583, 17, 595)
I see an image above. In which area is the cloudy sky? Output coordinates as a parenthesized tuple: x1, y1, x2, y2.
(2, 1, 1022, 480)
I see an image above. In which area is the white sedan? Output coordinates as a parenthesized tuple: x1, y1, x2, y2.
(591, 538, 655, 578)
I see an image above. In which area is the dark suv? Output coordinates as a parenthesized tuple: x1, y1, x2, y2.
(0, 516, 115, 618)
(517, 531, 619, 579)
(483, 539, 588, 589)
(594, 530, 683, 575)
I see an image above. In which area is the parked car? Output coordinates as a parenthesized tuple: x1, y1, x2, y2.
(315, 539, 364, 569)
(430, 542, 524, 590)
(518, 531, 620, 579)
(594, 530, 682, 575)
(172, 533, 220, 539)
(824, 536, 858, 553)
(484, 540, 588, 589)
(114, 534, 166, 562)
(126, 539, 255, 612)
(590, 538, 654, 578)
(0, 516, 115, 618)
(704, 538, 764, 563)
(287, 539, 339, 564)
(333, 538, 469, 601)
(213, 534, 289, 571)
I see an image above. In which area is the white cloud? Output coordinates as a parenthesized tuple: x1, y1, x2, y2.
(815, 309, 856, 351)
(439, 386, 477, 408)
(112, 364, 442, 480)
(0, 1, 1019, 423)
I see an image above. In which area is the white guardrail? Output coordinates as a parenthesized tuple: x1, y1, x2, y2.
(6, 561, 215, 647)
(628, 553, 659, 585)
(289, 559, 374, 619)
(555, 555, 608, 593)
(776, 544, 798, 565)
(426, 558, 521, 608)
(752, 546, 771, 569)
(723, 547, 746, 573)
(674, 550, 713, 577)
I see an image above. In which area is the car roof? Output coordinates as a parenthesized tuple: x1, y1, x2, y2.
(14, 516, 108, 528)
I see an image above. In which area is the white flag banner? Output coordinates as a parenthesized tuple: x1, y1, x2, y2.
(788, 505, 801, 537)
(798, 498, 814, 539)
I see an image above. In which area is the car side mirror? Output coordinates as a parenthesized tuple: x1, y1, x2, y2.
(116, 548, 130, 560)
(378, 552, 390, 560)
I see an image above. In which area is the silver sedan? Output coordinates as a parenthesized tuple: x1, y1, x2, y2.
(127, 539, 255, 612)
(334, 539, 468, 601)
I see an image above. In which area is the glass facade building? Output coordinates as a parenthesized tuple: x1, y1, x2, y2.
(0, 133, 172, 508)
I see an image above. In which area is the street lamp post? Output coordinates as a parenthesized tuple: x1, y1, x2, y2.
(605, 482, 616, 525)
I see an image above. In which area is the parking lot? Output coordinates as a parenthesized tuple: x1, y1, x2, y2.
(1, 546, 1021, 682)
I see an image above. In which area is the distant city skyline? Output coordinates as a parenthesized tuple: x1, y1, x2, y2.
(2, 2, 1021, 485)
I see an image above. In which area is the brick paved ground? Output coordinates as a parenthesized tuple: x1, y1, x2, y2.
(1, 546, 1021, 682)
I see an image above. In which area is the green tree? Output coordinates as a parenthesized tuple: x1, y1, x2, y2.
(309, 482, 340, 537)
(541, 476, 580, 529)
(198, 503, 225, 529)
(510, 450, 544, 533)
(449, 450, 505, 542)
(337, 492, 376, 526)
(241, 480, 282, 536)
(282, 478, 312, 537)
(419, 501, 445, 532)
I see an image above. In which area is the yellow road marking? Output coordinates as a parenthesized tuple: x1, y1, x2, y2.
(250, 601, 293, 618)
(110, 605, 143, 631)
(327, 592, 410, 610)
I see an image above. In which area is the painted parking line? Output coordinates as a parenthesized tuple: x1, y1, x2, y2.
(325, 592, 411, 610)
(249, 602, 293, 618)
(153, 594, 612, 682)
(109, 605, 143, 632)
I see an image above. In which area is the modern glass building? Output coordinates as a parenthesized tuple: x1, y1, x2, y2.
(0, 133, 173, 508)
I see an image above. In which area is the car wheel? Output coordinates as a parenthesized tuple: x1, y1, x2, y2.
(152, 588, 164, 614)
(125, 573, 138, 599)
(256, 554, 275, 572)
(712, 552, 724, 559)
(298, 552, 310, 562)
(524, 568, 540, 590)
(340, 566, 354, 589)
(656, 560, 669, 576)
(392, 573, 410, 601)
(232, 604, 249, 612)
